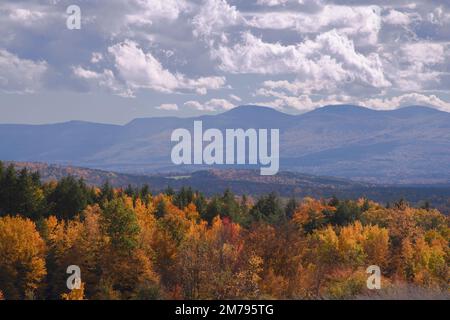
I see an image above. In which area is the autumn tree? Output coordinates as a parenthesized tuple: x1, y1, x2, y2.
(0, 216, 47, 299)
(292, 197, 335, 233)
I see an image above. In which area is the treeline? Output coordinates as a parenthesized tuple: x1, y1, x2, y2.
(0, 162, 448, 300)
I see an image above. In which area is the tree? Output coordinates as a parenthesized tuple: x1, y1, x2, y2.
(15, 168, 46, 220)
(292, 197, 335, 233)
(61, 282, 85, 300)
(101, 198, 140, 252)
(139, 184, 151, 204)
(0, 216, 47, 299)
(155, 196, 168, 218)
(47, 176, 93, 220)
(205, 196, 221, 223)
(330, 200, 363, 226)
(249, 192, 284, 224)
(193, 191, 207, 218)
(0, 164, 17, 216)
(284, 197, 298, 220)
(0, 165, 45, 220)
(99, 181, 114, 203)
(220, 189, 240, 221)
(173, 187, 194, 209)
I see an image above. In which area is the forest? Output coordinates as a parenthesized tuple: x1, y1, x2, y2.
(0, 161, 448, 300)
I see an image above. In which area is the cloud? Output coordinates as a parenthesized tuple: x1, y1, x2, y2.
(214, 30, 390, 94)
(247, 5, 381, 46)
(184, 98, 235, 111)
(0, 49, 48, 94)
(91, 52, 103, 64)
(192, 0, 244, 43)
(72, 66, 132, 97)
(106, 40, 226, 95)
(8, 8, 46, 24)
(361, 93, 450, 112)
(156, 103, 179, 111)
(2, 0, 450, 116)
(229, 94, 242, 102)
(125, 0, 188, 26)
(254, 91, 450, 113)
(381, 42, 449, 91)
(383, 9, 411, 25)
(251, 93, 351, 112)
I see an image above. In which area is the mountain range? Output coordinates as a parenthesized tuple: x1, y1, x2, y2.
(1, 104, 450, 184)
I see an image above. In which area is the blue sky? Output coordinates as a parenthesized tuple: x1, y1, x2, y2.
(1, 0, 450, 124)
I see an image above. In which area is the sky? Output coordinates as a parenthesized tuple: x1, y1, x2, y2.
(1, 0, 450, 124)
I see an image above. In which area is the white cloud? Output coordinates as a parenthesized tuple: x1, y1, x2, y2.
(247, 5, 381, 46)
(256, 0, 323, 8)
(381, 42, 449, 91)
(8, 8, 46, 23)
(383, 9, 411, 25)
(0, 49, 47, 94)
(251, 93, 351, 112)
(229, 94, 242, 102)
(156, 103, 179, 111)
(107, 40, 226, 95)
(91, 52, 103, 64)
(108, 40, 180, 93)
(255, 90, 450, 113)
(401, 42, 446, 65)
(72, 66, 132, 97)
(184, 98, 236, 111)
(125, 0, 187, 26)
(214, 30, 390, 93)
(184, 100, 204, 110)
(192, 0, 244, 44)
(361, 93, 450, 112)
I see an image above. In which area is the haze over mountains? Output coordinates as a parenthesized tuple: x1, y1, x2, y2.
(1, 104, 450, 185)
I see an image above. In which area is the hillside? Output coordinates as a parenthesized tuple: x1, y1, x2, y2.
(2, 105, 450, 184)
(6, 162, 450, 213)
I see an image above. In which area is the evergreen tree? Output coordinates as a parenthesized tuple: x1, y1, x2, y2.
(139, 184, 151, 203)
(205, 196, 221, 223)
(102, 198, 140, 252)
(99, 181, 114, 203)
(220, 189, 240, 220)
(156, 198, 167, 219)
(47, 176, 91, 220)
(174, 187, 194, 209)
(0, 164, 17, 216)
(285, 197, 298, 220)
(15, 168, 45, 220)
(193, 191, 207, 218)
(249, 192, 284, 224)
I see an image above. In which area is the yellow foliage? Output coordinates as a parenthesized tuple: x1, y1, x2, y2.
(0, 216, 47, 299)
(61, 283, 85, 300)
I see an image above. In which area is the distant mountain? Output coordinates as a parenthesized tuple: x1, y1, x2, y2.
(2, 105, 450, 184)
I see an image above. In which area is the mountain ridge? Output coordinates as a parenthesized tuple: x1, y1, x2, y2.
(1, 104, 450, 184)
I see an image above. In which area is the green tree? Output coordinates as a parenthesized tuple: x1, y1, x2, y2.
(250, 192, 285, 224)
(285, 197, 298, 220)
(47, 176, 92, 220)
(102, 198, 140, 252)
